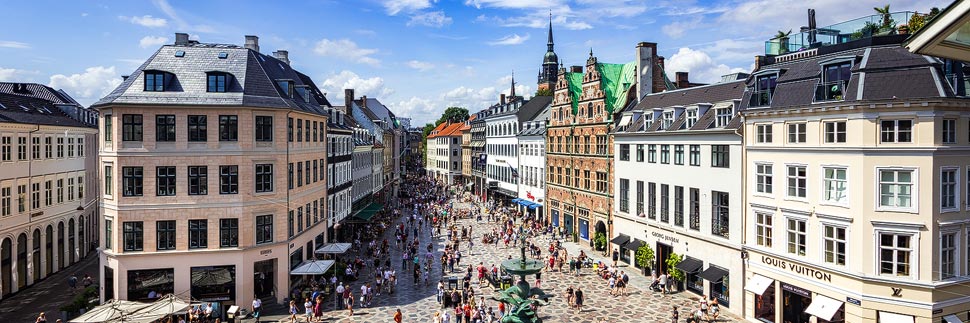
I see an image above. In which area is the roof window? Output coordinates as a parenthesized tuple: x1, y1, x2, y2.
(174, 50, 185, 57)
(218, 52, 229, 59)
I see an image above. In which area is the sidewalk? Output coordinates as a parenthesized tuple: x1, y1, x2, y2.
(0, 252, 99, 322)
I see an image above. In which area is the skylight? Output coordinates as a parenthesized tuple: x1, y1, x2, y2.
(218, 52, 229, 59)
(175, 50, 185, 57)
(0, 102, 5, 109)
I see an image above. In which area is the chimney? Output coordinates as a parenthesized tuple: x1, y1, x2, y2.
(273, 50, 290, 65)
(344, 89, 354, 109)
(174, 33, 189, 46)
(121, 75, 129, 81)
(361, 95, 367, 108)
(676, 72, 690, 89)
(754, 55, 768, 71)
(500, 94, 506, 105)
(244, 35, 259, 52)
(636, 42, 659, 99)
(570, 66, 583, 73)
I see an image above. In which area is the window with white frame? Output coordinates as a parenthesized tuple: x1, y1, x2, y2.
(756, 124, 772, 143)
(879, 233, 913, 277)
(823, 224, 846, 266)
(941, 232, 956, 279)
(662, 111, 674, 129)
(756, 163, 773, 194)
(942, 119, 956, 144)
(787, 218, 807, 256)
(878, 169, 914, 209)
(823, 121, 847, 143)
(823, 167, 847, 204)
(880, 120, 913, 143)
(686, 108, 698, 128)
(941, 167, 959, 211)
(755, 212, 773, 247)
(714, 107, 733, 128)
(787, 165, 807, 198)
(787, 122, 806, 143)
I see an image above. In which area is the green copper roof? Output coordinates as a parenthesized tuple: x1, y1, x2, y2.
(567, 72, 583, 115)
(565, 62, 636, 118)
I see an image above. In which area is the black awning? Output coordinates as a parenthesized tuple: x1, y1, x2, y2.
(698, 266, 729, 282)
(610, 233, 631, 245)
(626, 239, 646, 250)
(675, 257, 704, 273)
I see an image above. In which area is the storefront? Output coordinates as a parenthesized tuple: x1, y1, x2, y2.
(610, 233, 632, 264)
(675, 257, 704, 295)
(698, 265, 730, 307)
(578, 219, 589, 241)
(127, 268, 175, 302)
(745, 253, 852, 323)
(190, 265, 236, 303)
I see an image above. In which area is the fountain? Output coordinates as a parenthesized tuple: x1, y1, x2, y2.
(493, 229, 548, 323)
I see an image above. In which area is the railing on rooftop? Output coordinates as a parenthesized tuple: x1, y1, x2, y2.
(814, 80, 847, 102)
(749, 89, 773, 107)
(765, 11, 917, 56)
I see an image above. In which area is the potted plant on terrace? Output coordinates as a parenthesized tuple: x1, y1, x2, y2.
(635, 244, 655, 276)
(774, 29, 792, 54)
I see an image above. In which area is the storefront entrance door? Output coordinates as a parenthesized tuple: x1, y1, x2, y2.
(254, 259, 276, 299)
(563, 214, 574, 240)
(781, 283, 812, 323)
(656, 243, 673, 275)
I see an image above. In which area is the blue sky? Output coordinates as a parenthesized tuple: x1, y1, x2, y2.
(0, 0, 949, 126)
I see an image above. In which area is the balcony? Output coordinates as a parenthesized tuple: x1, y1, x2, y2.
(765, 11, 917, 55)
(814, 80, 846, 102)
(748, 89, 773, 107)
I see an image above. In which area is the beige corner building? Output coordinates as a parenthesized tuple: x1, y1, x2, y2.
(95, 34, 331, 313)
(741, 20, 970, 323)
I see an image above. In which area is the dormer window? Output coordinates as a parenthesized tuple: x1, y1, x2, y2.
(816, 60, 852, 102)
(276, 80, 294, 97)
(685, 108, 698, 128)
(662, 111, 674, 130)
(644, 114, 653, 129)
(143, 71, 169, 92)
(714, 106, 733, 128)
(207, 72, 229, 92)
(752, 74, 777, 106)
(295, 86, 310, 103)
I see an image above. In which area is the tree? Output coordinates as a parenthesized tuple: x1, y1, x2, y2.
(874, 4, 894, 30)
(635, 244, 655, 272)
(666, 253, 685, 284)
(535, 88, 553, 97)
(435, 107, 469, 126)
(593, 232, 607, 251)
(422, 123, 436, 139)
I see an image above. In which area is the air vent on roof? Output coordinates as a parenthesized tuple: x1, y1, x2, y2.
(175, 51, 185, 57)
(218, 52, 229, 59)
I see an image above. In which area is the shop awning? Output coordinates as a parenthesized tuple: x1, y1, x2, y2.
(511, 198, 524, 204)
(351, 203, 384, 222)
(610, 233, 631, 245)
(125, 295, 192, 323)
(804, 294, 843, 322)
(517, 199, 532, 206)
(315, 242, 352, 254)
(879, 312, 914, 323)
(943, 315, 963, 323)
(527, 203, 540, 209)
(70, 300, 150, 322)
(698, 266, 728, 282)
(744, 274, 774, 296)
(675, 257, 704, 273)
(290, 260, 335, 275)
(626, 239, 646, 250)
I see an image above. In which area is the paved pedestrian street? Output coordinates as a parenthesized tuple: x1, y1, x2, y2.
(288, 193, 743, 323)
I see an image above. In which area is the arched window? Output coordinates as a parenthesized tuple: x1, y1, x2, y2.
(587, 103, 594, 119)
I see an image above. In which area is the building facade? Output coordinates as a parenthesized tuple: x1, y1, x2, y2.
(0, 83, 99, 299)
(516, 105, 550, 220)
(470, 111, 488, 199)
(325, 106, 352, 238)
(426, 123, 464, 185)
(96, 35, 330, 312)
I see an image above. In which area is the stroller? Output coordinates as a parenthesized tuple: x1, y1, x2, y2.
(648, 278, 663, 292)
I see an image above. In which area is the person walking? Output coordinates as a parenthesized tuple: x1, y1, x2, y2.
(394, 309, 403, 323)
(251, 296, 262, 323)
(612, 248, 619, 267)
(288, 300, 298, 323)
(35, 312, 47, 323)
(574, 287, 584, 313)
(335, 282, 345, 309)
(672, 305, 680, 323)
(659, 272, 668, 295)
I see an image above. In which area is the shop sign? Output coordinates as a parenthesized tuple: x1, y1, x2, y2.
(260, 249, 272, 255)
(761, 255, 833, 282)
(846, 297, 861, 306)
(648, 230, 680, 244)
(932, 309, 943, 314)
(781, 282, 811, 298)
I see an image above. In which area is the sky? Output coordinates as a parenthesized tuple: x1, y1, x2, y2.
(0, 0, 951, 126)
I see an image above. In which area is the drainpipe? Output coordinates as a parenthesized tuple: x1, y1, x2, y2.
(733, 112, 748, 320)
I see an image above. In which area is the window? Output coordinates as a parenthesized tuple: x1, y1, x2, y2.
(880, 120, 913, 143)
(17, 185, 25, 212)
(786, 165, 807, 198)
(31, 137, 39, 160)
(187, 115, 207, 142)
(712, 191, 730, 238)
(636, 181, 644, 216)
(824, 121, 846, 143)
(756, 164, 773, 194)
(144, 72, 165, 91)
(596, 135, 607, 155)
(879, 169, 913, 209)
(255, 116, 273, 142)
(674, 186, 684, 227)
(660, 145, 670, 164)
(688, 145, 700, 166)
(256, 215, 273, 244)
(662, 110, 674, 129)
(753, 74, 777, 106)
(155, 115, 176, 142)
(619, 179, 629, 213)
(715, 107, 733, 127)
(105, 219, 112, 249)
(648, 183, 656, 219)
(188, 166, 207, 195)
(941, 232, 956, 279)
(711, 145, 729, 168)
(123, 221, 144, 251)
(256, 164, 274, 193)
(619, 144, 630, 161)
(207, 73, 227, 92)
(288, 163, 294, 189)
(31, 183, 39, 209)
(879, 233, 912, 277)
(67, 137, 74, 158)
(755, 213, 773, 247)
(660, 184, 669, 222)
(305, 120, 311, 142)
(219, 115, 238, 141)
(104, 115, 113, 142)
(156, 166, 176, 196)
(220, 219, 239, 248)
(942, 119, 957, 144)
(1, 187, 9, 216)
(104, 165, 113, 196)
(122, 114, 143, 141)
(297, 162, 303, 187)
(818, 62, 851, 101)
(188, 219, 208, 249)
(19, 137, 27, 160)
(647, 144, 657, 163)
(122, 167, 143, 197)
(288, 210, 294, 238)
(689, 188, 700, 230)
(823, 167, 847, 204)
(636, 144, 644, 162)
(43, 180, 51, 206)
(595, 172, 607, 193)
(787, 123, 806, 143)
(674, 145, 684, 165)
(756, 124, 773, 143)
(219, 165, 238, 194)
(941, 168, 959, 211)
(67, 178, 74, 201)
(287, 118, 294, 142)
(686, 109, 698, 128)
(787, 218, 806, 256)
(156, 220, 176, 251)
(823, 225, 846, 266)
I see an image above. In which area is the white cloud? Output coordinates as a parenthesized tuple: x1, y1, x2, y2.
(119, 15, 168, 28)
(0, 67, 19, 81)
(662, 17, 701, 38)
(0, 67, 41, 82)
(407, 11, 453, 27)
(48, 66, 122, 105)
(0, 41, 30, 49)
(313, 39, 381, 66)
(477, 12, 592, 31)
(464, 0, 561, 9)
(665, 47, 749, 84)
(152, 0, 217, 33)
(406, 60, 435, 71)
(321, 70, 394, 102)
(383, 0, 432, 15)
(488, 33, 530, 46)
(139, 36, 168, 48)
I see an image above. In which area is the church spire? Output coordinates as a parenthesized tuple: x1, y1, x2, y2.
(547, 11, 554, 52)
(510, 70, 516, 98)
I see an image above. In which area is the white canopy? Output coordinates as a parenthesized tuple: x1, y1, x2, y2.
(70, 300, 150, 323)
(315, 243, 352, 254)
(71, 295, 190, 323)
(804, 294, 843, 321)
(291, 260, 335, 275)
(880, 312, 915, 323)
(744, 274, 774, 296)
(124, 294, 192, 323)
(943, 315, 963, 323)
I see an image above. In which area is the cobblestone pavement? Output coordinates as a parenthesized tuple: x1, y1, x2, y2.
(0, 252, 99, 322)
(261, 191, 745, 323)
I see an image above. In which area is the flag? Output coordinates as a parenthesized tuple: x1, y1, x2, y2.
(507, 162, 518, 179)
